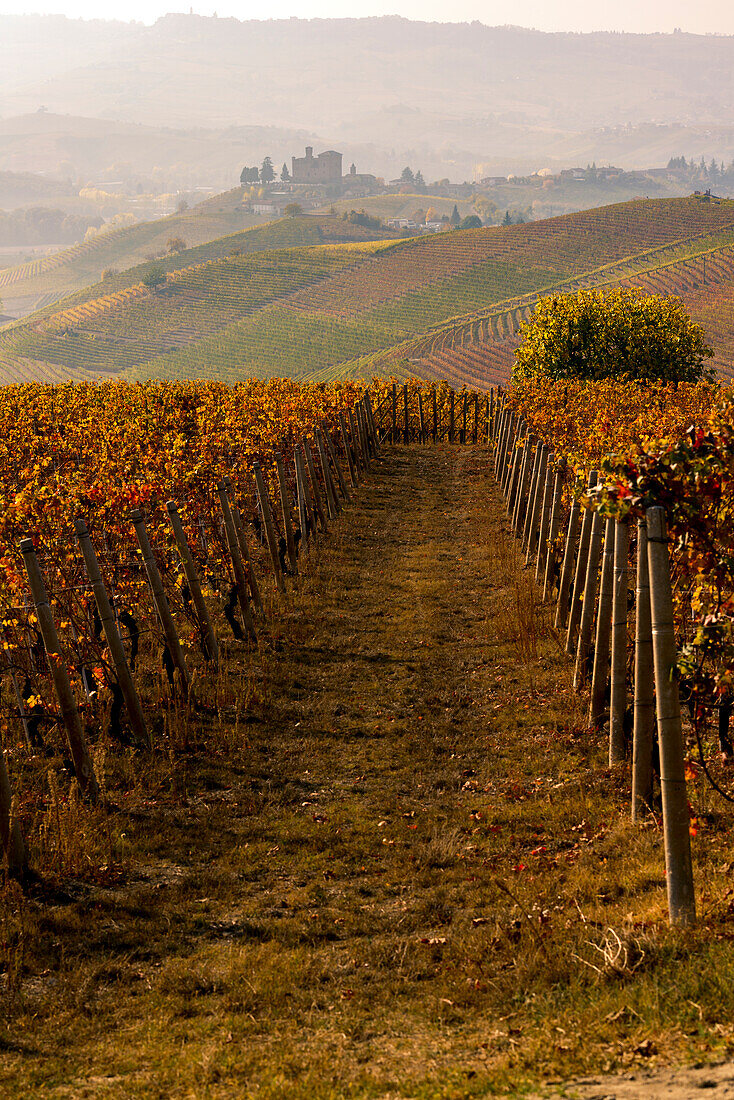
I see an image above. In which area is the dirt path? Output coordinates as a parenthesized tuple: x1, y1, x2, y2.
(3, 445, 734, 1098)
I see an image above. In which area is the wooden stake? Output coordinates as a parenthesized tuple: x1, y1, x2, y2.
(294, 445, 312, 548)
(338, 412, 358, 488)
(0, 750, 25, 875)
(303, 439, 328, 531)
(391, 383, 397, 443)
(632, 519, 656, 820)
(564, 471, 599, 655)
(542, 459, 566, 603)
(514, 439, 537, 538)
(315, 429, 340, 518)
(488, 388, 495, 442)
(19, 545, 95, 800)
(432, 388, 438, 444)
(506, 428, 525, 517)
(524, 444, 548, 564)
(253, 463, 286, 593)
(609, 518, 630, 763)
(449, 390, 455, 444)
(573, 510, 604, 690)
(589, 516, 615, 727)
(418, 392, 426, 444)
(76, 517, 152, 743)
(403, 384, 409, 443)
(535, 455, 555, 585)
(500, 414, 517, 496)
(646, 506, 696, 926)
(223, 481, 264, 616)
(473, 393, 479, 445)
(520, 442, 542, 552)
(322, 423, 351, 503)
(555, 501, 581, 630)
(364, 393, 380, 455)
(347, 409, 364, 475)
(131, 511, 191, 695)
(461, 392, 468, 445)
(275, 453, 298, 574)
(218, 482, 256, 639)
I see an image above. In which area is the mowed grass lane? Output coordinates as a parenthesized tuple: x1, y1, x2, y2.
(3, 446, 734, 1098)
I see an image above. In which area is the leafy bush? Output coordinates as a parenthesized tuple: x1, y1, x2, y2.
(142, 264, 166, 289)
(513, 287, 714, 384)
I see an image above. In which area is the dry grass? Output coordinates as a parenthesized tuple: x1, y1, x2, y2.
(1, 444, 734, 1098)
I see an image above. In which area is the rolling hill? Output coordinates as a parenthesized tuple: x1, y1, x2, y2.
(2, 196, 734, 386)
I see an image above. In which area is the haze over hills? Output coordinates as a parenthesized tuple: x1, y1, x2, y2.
(2, 15, 734, 182)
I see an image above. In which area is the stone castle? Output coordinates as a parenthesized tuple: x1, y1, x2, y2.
(291, 147, 343, 184)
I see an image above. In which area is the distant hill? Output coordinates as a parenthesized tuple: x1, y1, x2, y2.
(2, 16, 734, 181)
(0, 205, 401, 320)
(2, 197, 734, 386)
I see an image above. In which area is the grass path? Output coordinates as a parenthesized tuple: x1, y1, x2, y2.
(3, 445, 734, 1098)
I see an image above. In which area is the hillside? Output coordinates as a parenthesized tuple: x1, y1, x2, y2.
(3, 17, 734, 182)
(380, 235, 734, 388)
(2, 197, 734, 385)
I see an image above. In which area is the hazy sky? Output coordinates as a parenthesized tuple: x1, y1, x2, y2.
(2, 0, 734, 34)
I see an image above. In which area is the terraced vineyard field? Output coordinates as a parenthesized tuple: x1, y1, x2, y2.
(1, 196, 734, 384)
(369, 234, 734, 388)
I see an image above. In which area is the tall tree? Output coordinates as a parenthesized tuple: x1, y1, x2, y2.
(400, 166, 414, 185)
(260, 157, 275, 184)
(281, 163, 290, 181)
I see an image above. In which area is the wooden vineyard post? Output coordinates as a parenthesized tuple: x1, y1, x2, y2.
(322, 423, 352, 503)
(432, 388, 438, 444)
(515, 440, 538, 539)
(449, 390, 455, 444)
(535, 456, 555, 585)
(253, 463, 287, 593)
(364, 394, 380, 455)
(418, 392, 426, 444)
(500, 414, 517, 496)
(76, 517, 152, 743)
(20, 539, 100, 801)
(0, 749, 25, 875)
(520, 442, 542, 553)
(338, 413, 358, 488)
(646, 506, 696, 927)
(294, 446, 312, 549)
(131, 511, 191, 695)
(225, 482, 264, 616)
(524, 444, 548, 565)
(633, 519, 655, 819)
(573, 510, 604, 690)
(495, 408, 509, 481)
(488, 389, 495, 442)
(218, 482, 256, 640)
(391, 383, 398, 443)
(555, 500, 581, 629)
(461, 392, 468, 445)
(275, 453, 298, 574)
(315, 429, 340, 518)
(403, 384, 409, 443)
(542, 459, 566, 603)
(303, 440, 328, 532)
(472, 393, 478, 445)
(356, 402, 371, 466)
(589, 516, 615, 728)
(165, 505, 219, 665)
(609, 518, 630, 765)
(564, 470, 599, 655)
(347, 409, 364, 476)
(506, 430, 525, 519)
